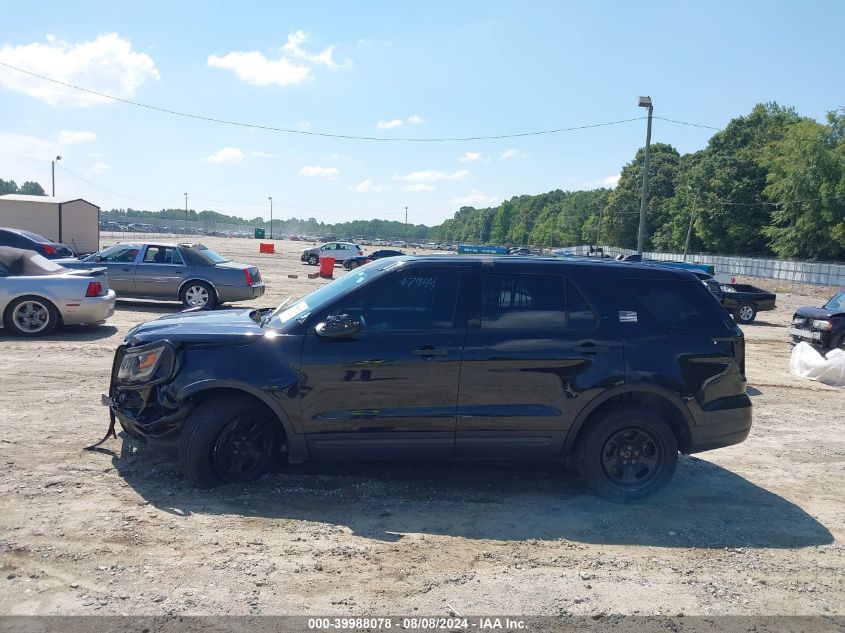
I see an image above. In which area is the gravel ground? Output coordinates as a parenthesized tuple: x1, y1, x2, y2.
(0, 237, 843, 617)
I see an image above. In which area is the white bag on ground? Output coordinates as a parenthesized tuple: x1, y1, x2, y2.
(789, 341, 845, 386)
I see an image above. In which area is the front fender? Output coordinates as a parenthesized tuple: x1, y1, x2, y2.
(176, 378, 309, 462)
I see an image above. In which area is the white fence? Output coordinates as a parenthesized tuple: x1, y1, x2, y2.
(566, 245, 845, 287)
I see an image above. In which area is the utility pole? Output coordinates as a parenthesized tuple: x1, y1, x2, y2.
(51, 155, 62, 196)
(268, 197, 273, 238)
(683, 187, 696, 261)
(184, 193, 188, 234)
(404, 206, 408, 239)
(595, 206, 603, 249)
(637, 96, 653, 254)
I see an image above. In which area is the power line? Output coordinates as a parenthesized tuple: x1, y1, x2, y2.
(654, 116, 721, 131)
(56, 164, 179, 205)
(0, 61, 681, 142)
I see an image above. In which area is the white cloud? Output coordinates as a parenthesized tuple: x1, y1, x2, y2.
(325, 152, 344, 160)
(573, 174, 621, 189)
(208, 31, 350, 87)
(459, 152, 489, 164)
(85, 161, 109, 177)
(58, 130, 96, 144)
(299, 165, 338, 179)
(376, 118, 403, 130)
(0, 33, 159, 107)
(205, 147, 245, 164)
(250, 150, 274, 158)
(394, 169, 469, 183)
(603, 174, 621, 187)
(403, 183, 437, 192)
(499, 148, 521, 160)
(407, 114, 425, 124)
(450, 190, 499, 207)
(352, 179, 390, 193)
(0, 132, 60, 161)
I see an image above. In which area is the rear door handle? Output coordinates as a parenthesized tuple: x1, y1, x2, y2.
(572, 343, 609, 354)
(411, 347, 447, 357)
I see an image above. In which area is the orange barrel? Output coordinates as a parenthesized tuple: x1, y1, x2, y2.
(319, 256, 335, 278)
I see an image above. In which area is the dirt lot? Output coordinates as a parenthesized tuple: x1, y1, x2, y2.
(0, 236, 843, 617)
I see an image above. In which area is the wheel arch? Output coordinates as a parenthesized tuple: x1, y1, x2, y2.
(177, 278, 218, 301)
(565, 383, 694, 455)
(177, 379, 308, 461)
(3, 293, 64, 327)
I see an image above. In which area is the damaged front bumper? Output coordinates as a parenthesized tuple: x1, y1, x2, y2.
(94, 341, 190, 453)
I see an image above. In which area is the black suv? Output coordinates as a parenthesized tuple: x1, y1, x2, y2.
(105, 256, 751, 502)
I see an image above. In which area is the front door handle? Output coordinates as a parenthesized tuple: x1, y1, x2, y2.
(572, 343, 609, 354)
(411, 347, 447, 357)
(121, 267, 131, 271)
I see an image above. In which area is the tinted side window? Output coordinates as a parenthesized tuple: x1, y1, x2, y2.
(567, 280, 597, 328)
(329, 270, 461, 331)
(622, 279, 724, 330)
(481, 274, 567, 329)
(142, 246, 179, 264)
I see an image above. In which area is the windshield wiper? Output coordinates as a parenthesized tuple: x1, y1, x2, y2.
(260, 295, 294, 327)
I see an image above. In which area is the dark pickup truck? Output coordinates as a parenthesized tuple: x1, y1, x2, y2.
(719, 284, 776, 324)
(789, 290, 845, 352)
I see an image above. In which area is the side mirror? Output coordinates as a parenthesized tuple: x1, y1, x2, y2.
(315, 314, 361, 339)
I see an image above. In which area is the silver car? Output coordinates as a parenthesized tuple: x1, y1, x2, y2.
(59, 241, 265, 308)
(0, 247, 116, 337)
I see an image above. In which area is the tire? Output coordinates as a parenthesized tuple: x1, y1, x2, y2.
(734, 301, 757, 324)
(4, 296, 59, 337)
(576, 405, 678, 503)
(180, 281, 217, 309)
(347, 260, 360, 269)
(836, 334, 845, 351)
(307, 254, 319, 266)
(179, 394, 281, 488)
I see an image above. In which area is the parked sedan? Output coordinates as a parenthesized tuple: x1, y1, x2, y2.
(789, 290, 845, 352)
(300, 241, 362, 266)
(59, 242, 264, 308)
(0, 227, 75, 259)
(342, 249, 405, 270)
(0, 246, 115, 336)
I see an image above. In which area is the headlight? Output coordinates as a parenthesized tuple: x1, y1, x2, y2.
(118, 346, 166, 383)
(812, 319, 833, 330)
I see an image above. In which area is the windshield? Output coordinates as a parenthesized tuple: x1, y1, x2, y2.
(823, 291, 845, 311)
(264, 267, 376, 329)
(196, 246, 229, 263)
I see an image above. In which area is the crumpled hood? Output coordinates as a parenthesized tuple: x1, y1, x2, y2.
(794, 306, 845, 320)
(125, 308, 265, 346)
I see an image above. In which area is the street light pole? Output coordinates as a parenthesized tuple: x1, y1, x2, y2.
(595, 206, 603, 249)
(268, 197, 273, 238)
(637, 96, 653, 254)
(184, 193, 188, 234)
(683, 187, 696, 261)
(51, 155, 62, 196)
(404, 206, 408, 239)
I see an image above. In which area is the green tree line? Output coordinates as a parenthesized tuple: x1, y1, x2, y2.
(6, 102, 844, 259)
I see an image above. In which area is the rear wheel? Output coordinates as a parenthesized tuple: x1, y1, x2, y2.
(307, 254, 319, 265)
(576, 406, 678, 503)
(734, 301, 757, 324)
(4, 296, 59, 337)
(179, 394, 281, 487)
(180, 281, 217, 309)
(347, 260, 360, 269)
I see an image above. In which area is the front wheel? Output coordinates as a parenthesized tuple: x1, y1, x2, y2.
(346, 260, 360, 269)
(307, 254, 319, 265)
(734, 302, 757, 324)
(179, 395, 281, 487)
(576, 406, 678, 503)
(4, 296, 59, 337)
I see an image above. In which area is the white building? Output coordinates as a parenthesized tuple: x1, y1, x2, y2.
(0, 194, 100, 254)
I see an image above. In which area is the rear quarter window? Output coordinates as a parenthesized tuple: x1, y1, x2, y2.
(621, 278, 728, 330)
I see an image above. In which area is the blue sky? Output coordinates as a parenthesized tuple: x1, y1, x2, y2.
(1, 0, 843, 226)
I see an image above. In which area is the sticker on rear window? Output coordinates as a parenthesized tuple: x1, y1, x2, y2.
(619, 310, 638, 323)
